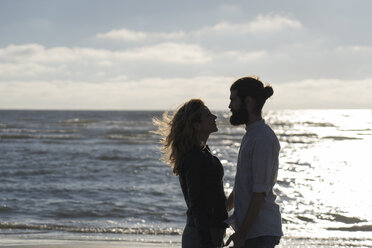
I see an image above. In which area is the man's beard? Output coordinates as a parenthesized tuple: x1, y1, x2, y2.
(229, 104, 249, 126)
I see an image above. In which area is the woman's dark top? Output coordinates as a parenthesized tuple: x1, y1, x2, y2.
(179, 146, 228, 247)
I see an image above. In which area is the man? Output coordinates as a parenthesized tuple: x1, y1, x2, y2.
(225, 76, 282, 248)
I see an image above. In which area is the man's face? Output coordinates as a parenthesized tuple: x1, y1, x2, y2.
(229, 90, 249, 126)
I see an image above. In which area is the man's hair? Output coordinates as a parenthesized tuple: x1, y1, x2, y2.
(230, 76, 274, 115)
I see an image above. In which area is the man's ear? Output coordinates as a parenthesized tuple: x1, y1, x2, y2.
(244, 96, 255, 111)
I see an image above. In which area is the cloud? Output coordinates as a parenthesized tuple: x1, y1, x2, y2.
(0, 44, 87, 62)
(1, 76, 371, 110)
(272, 78, 372, 109)
(0, 62, 57, 76)
(217, 4, 242, 15)
(0, 43, 212, 82)
(0, 43, 210, 65)
(95, 14, 302, 42)
(223, 50, 267, 62)
(247, 14, 302, 33)
(0, 76, 233, 110)
(196, 14, 301, 35)
(96, 28, 186, 42)
(336, 45, 372, 52)
(96, 28, 148, 41)
(0, 43, 271, 84)
(120, 43, 211, 63)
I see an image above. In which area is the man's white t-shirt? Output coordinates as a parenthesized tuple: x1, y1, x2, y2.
(231, 119, 283, 239)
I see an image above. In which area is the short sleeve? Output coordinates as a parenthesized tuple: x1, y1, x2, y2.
(251, 136, 276, 194)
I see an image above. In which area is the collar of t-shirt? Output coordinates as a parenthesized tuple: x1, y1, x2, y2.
(245, 119, 265, 132)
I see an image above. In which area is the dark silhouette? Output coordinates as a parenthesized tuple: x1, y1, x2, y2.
(225, 77, 283, 248)
(154, 99, 228, 248)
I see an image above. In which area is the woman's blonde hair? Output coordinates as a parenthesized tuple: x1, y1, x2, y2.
(152, 99, 205, 176)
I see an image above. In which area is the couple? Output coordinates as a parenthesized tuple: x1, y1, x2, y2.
(154, 77, 283, 248)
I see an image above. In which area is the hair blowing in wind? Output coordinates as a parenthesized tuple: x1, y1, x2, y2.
(152, 99, 205, 176)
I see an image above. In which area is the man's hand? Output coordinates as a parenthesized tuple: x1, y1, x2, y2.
(224, 232, 245, 248)
(225, 192, 265, 247)
(226, 189, 234, 212)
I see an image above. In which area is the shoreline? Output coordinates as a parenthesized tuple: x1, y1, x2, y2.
(1, 235, 372, 248)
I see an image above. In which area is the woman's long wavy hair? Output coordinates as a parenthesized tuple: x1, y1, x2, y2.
(152, 99, 205, 176)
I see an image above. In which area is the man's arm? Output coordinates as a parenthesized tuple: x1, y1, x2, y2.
(225, 192, 265, 248)
(226, 189, 234, 212)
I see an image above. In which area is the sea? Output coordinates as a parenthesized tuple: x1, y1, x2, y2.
(1, 109, 372, 247)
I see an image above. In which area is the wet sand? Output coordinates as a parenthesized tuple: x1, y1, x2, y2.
(0, 239, 178, 248)
(1, 236, 371, 248)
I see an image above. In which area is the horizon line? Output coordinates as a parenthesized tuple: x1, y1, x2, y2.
(0, 108, 370, 112)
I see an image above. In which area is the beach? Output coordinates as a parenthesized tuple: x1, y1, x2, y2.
(2, 236, 372, 248)
(0, 239, 175, 248)
(0, 239, 176, 248)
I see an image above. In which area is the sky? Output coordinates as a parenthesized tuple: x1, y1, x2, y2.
(0, 0, 372, 110)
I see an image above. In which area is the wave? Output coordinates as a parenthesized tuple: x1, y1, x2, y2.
(340, 128, 372, 132)
(0, 134, 83, 140)
(60, 118, 97, 125)
(96, 155, 141, 161)
(322, 136, 362, 141)
(0, 134, 33, 139)
(294, 213, 367, 226)
(0, 128, 37, 133)
(327, 224, 372, 232)
(278, 133, 318, 144)
(278, 132, 318, 138)
(297, 215, 316, 223)
(0, 222, 182, 235)
(300, 121, 336, 127)
(318, 213, 366, 224)
(270, 121, 335, 128)
(105, 134, 156, 144)
(329, 214, 366, 224)
(0, 206, 13, 212)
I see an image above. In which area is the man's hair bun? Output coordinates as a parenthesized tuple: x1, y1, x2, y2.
(263, 86, 273, 99)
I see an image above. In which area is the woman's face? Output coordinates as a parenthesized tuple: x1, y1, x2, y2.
(196, 106, 218, 135)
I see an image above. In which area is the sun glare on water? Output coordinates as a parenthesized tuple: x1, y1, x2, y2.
(265, 109, 372, 237)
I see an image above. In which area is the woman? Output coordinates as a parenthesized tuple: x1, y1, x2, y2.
(153, 99, 228, 248)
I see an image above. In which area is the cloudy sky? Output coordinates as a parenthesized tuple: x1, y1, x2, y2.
(1, 0, 371, 110)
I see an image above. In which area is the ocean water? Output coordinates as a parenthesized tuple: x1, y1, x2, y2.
(1, 109, 372, 247)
